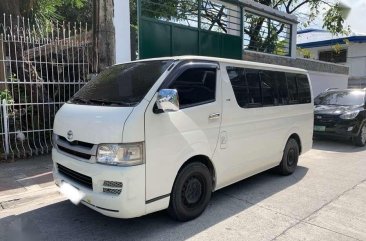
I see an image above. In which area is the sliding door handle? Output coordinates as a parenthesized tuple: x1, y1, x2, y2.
(208, 113, 221, 120)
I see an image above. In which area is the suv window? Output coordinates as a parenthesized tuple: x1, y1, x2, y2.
(169, 67, 216, 107)
(315, 90, 365, 106)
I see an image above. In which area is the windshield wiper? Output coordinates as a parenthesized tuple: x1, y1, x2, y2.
(88, 99, 137, 106)
(70, 97, 90, 104)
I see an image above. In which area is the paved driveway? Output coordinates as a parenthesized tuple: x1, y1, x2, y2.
(1, 140, 366, 241)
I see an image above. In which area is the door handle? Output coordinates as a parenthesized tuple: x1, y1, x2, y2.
(208, 113, 221, 120)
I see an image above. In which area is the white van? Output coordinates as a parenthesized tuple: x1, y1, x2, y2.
(52, 56, 313, 221)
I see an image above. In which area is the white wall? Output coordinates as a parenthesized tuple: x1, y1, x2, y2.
(308, 71, 349, 97)
(114, 0, 131, 64)
(347, 43, 366, 78)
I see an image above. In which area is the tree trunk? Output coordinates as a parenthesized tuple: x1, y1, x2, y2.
(92, 0, 116, 73)
(0, 0, 21, 16)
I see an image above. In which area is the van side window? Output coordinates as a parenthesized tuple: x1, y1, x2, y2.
(245, 69, 262, 106)
(286, 73, 299, 104)
(169, 68, 216, 107)
(275, 72, 289, 105)
(261, 71, 279, 106)
(297, 75, 311, 103)
(226, 67, 248, 107)
(227, 66, 310, 108)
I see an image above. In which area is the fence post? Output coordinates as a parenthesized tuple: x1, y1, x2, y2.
(2, 99, 9, 156)
(0, 38, 6, 91)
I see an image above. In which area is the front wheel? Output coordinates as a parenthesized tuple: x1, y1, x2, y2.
(168, 163, 212, 222)
(353, 124, 366, 147)
(277, 138, 299, 176)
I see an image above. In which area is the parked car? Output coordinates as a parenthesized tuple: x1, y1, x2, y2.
(52, 56, 313, 221)
(314, 88, 366, 146)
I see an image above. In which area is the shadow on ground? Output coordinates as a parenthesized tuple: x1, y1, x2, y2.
(312, 138, 366, 153)
(0, 156, 53, 193)
(0, 166, 308, 241)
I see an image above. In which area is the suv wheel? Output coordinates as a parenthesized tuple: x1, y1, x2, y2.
(353, 124, 366, 147)
(168, 163, 212, 222)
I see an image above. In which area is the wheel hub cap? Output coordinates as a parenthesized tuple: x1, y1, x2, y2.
(183, 177, 202, 205)
(287, 149, 296, 166)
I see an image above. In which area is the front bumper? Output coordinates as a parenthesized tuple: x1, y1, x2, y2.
(52, 148, 146, 218)
(313, 119, 361, 139)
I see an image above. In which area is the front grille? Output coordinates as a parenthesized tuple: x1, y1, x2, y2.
(314, 114, 340, 127)
(58, 145, 92, 160)
(59, 136, 94, 149)
(57, 164, 93, 189)
(55, 134, 95, 160)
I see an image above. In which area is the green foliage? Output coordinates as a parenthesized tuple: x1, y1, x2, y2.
(0, 90, 14, 103)
(21, 0, 89, 27)
(252, 0, 349, 36)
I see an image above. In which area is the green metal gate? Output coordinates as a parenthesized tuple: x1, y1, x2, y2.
(138, 0, 243, 60)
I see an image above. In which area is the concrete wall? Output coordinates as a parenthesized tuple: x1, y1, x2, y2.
(243, 50, 349, 96)
(297, 42, 366, 88)
(308, 71, 349, 97)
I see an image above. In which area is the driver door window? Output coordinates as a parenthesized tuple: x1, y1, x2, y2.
(169, 68, 217, 108)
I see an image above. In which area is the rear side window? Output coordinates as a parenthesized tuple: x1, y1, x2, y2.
(226, 66, 311, 108)
(297, 75, 311, 103)
(286, 73, 299, 104)
(169, 68, 216, 107)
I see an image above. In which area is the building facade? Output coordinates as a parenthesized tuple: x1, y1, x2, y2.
(298, 29, 366, 88)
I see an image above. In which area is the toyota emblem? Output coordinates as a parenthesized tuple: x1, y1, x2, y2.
(67, 130, 73, 141)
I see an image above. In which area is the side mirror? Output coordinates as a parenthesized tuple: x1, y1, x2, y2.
(156, 89, 179, 112)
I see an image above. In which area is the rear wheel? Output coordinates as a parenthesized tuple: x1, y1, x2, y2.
(277, 138, 299, 176)
(353, 124, 366, 147)
(168, 162, 212, 222)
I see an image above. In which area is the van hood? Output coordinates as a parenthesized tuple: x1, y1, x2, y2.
(53, 103, 134, 144)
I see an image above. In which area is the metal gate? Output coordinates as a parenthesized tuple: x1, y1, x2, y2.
(138, 0, 243, 60)
(0, 15, 92, 160)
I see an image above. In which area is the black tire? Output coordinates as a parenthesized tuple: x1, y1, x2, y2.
(168, 162, 212, 222)
(277, 138, 299, 176)
(353, 124, 366, 147)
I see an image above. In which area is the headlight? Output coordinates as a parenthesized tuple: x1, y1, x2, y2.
(97, 143, 144, 166)
(340, 110, 360, 120)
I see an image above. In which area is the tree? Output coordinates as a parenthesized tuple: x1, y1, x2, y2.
(0, 0, 90, 27)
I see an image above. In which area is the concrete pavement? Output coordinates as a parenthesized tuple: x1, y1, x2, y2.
(0, 139, 365, 241)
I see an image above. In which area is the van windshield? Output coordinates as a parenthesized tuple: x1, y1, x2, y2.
(314, 90, 365, 106)
(69, 60, 173, 106)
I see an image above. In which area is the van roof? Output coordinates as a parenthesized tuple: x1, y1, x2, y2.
(121, 55, 308, 74)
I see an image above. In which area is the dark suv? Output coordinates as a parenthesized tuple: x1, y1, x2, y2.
(314, 88, 366, 146)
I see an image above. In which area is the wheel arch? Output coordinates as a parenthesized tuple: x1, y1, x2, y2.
(288, 133, 302, 154)
(176, 155, 217, 191)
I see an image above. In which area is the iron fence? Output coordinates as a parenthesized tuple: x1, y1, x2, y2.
(0, 14, 92, 160)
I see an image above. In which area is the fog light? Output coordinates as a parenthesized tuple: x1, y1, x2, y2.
(347, 127, 354, 132)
